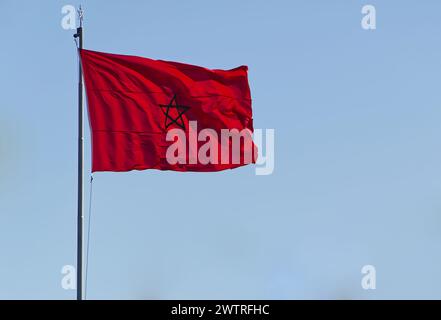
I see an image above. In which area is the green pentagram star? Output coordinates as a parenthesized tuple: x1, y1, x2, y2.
(158, 94, 190, 130)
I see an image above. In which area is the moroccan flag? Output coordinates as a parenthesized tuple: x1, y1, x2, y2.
(80, 49, 256, 172)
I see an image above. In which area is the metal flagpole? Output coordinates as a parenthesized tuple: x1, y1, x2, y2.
(74, 6, 84, 301)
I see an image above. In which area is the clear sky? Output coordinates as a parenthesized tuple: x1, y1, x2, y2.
(1, 0, 441, 299)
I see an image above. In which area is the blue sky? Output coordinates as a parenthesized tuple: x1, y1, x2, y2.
(1, 0, 441, 299)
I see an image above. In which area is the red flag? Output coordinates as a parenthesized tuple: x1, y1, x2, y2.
(80, 49, 256, 172)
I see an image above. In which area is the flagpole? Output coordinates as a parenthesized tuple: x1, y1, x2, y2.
(74, 6, 84, 301)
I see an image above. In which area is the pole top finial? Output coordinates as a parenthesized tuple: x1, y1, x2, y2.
(78, 5, 84, 27)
